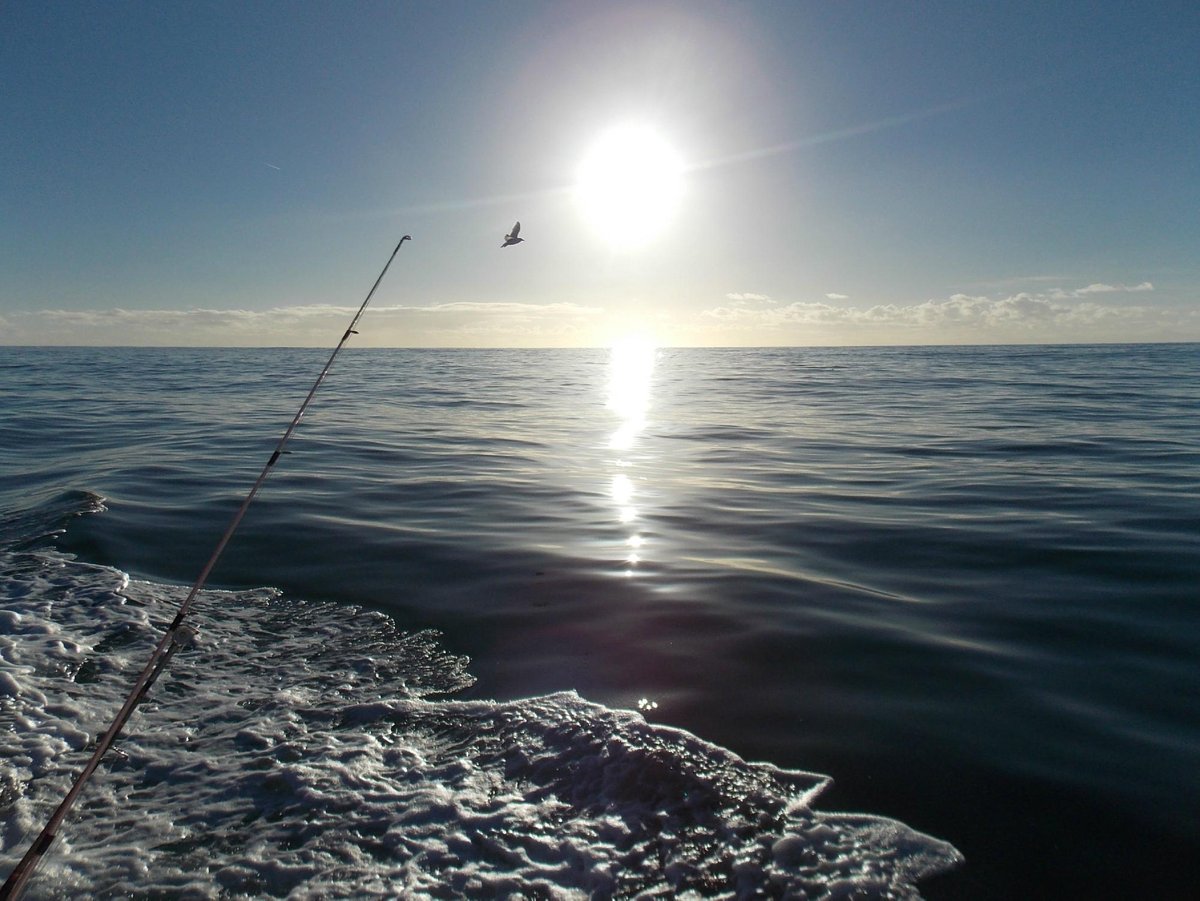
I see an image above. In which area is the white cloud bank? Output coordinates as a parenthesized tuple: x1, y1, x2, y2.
(3, 282, 1195, 347)
(3, 302, 605, 347)
(697, 282, 1199, 345)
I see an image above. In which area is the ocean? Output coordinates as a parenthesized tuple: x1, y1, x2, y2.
(1, 343, 1197, 898)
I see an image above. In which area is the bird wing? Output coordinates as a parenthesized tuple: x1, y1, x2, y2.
(510, 221, 521, 238)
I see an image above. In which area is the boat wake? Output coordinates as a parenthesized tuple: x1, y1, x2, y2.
(1, 497, 960, 898)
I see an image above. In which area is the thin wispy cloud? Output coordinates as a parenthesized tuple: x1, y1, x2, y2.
(724, 293, 773, 303)
(969, 277, 1154, 296)
(825, 293, 849, 300)
(1069, 282, 1153, 295)
(386, 184, 573, 217)
(695, 95, 979, 172)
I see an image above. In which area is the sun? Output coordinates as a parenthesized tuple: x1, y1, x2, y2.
(575, 124, 684, 250)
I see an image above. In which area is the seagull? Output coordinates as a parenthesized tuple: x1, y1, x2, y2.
(502, 221, 524, 248)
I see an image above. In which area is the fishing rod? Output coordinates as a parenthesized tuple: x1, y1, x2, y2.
(1, 235, 412, 901)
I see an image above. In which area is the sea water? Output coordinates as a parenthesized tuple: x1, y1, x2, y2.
(1, 344, 1197, 898)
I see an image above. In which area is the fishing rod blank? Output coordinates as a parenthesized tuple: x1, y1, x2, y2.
(0, 235, 412, 901)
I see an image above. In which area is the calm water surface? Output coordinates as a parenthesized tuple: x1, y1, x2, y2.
(1, 343, 1198, 898)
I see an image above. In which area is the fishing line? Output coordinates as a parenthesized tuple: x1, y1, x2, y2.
(1, 235, 412, 901)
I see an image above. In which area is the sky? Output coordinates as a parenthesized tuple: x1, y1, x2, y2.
(2, 0, 1198, 348)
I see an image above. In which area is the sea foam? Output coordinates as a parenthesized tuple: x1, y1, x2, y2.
(1, 546, 960, 898)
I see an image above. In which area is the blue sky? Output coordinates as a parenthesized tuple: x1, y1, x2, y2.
(2, 0, 1197, 346)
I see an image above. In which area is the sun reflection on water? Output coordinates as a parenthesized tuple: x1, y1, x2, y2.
(606, 336, 657, 576)
(607, 336, 656, 450)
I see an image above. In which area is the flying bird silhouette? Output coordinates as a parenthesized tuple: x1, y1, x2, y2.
(502, 221, 524, 248)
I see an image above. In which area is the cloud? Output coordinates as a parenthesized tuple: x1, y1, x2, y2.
(397, 301, 601, 316)
(5, 283, 1191, 348)
(724, 292, 773, 303)
(697, 286, 1197, 345)
(967, 278, 1157, 297)
(6, 302, 605, 347)
(1073, 281, 1154, 295)
(383, 301, 604, 341)
(1048, 281, 1154, 299)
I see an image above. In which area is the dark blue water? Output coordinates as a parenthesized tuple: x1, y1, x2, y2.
(2, 343, 1198, 897)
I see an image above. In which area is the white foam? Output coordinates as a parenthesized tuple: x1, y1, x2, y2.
(1, 549, 960, 897)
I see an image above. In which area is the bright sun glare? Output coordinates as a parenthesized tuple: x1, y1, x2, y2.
(575, 125, 684, 249)
(607, 335, 656, 450)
